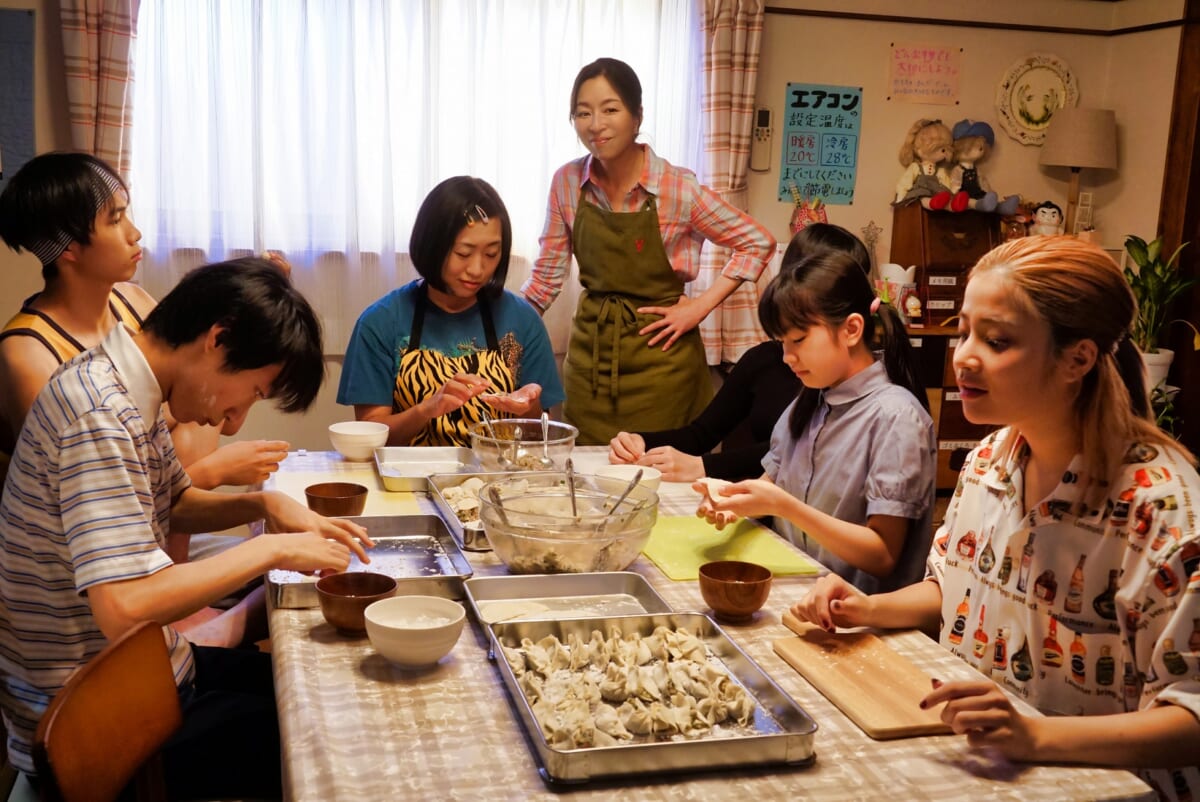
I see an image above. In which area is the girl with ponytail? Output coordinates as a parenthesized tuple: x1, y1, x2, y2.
(792, 236, 1200, 795)
(698, 245, 937, 594)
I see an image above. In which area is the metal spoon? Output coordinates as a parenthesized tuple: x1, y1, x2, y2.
(487, 484, 511, 527)
(565, 458, 578, 517)
(533, 411, 555, 469)
(509, 425, 523, 468)
(604, 469, 643, 519)
(480, 409, 515, 469)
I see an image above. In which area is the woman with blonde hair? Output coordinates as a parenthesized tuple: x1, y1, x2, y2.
(792, 236, 1200, 798)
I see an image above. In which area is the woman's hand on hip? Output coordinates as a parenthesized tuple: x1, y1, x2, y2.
(638, 295, 706, 351)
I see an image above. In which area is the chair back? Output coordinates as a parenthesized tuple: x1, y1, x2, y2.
(33, 622, 183, 802)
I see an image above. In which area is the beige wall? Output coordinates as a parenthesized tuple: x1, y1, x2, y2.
(748, 2, 1183, 261)
(0, 0, 70, 306)
(1, 0, 1186, 450)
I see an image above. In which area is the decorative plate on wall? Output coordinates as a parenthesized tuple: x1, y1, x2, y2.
(994, 53, 1079, 145)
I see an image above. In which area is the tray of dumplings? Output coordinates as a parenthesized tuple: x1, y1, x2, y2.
(491, 612, 817, 784)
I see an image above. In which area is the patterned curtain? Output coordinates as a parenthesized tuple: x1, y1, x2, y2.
(59, 0, 140, 178)
(696, 0, 767, 365)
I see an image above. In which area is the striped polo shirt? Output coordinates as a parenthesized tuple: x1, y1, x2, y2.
(0, 324, 194, 775)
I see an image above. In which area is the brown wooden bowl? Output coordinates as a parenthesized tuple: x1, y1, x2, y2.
(316, 572, 397, 634)
(698, 560, 772, 624)
(304, 482, 368, 517)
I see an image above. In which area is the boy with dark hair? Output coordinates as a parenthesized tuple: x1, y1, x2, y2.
(0, 152, 293, 647)
(0, 258, 371, 799)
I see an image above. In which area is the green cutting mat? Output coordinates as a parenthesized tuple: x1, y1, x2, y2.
(642, 516, 821, 581)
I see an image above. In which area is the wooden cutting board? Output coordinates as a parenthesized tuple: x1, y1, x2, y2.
(772, 611, 952, 740)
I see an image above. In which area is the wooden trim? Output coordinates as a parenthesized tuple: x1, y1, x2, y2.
(1157, 0, 1200, 452)
(762, 6, 1187, 37)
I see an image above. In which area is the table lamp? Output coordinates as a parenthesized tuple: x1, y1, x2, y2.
(1039, 107, 1118, 234)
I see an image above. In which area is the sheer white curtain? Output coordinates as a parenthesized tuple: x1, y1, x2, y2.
(130, 0, 703, 354)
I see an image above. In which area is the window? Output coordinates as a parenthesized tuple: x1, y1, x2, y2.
(131, 0, 703, 351)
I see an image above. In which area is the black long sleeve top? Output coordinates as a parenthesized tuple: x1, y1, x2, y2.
(637, 340, 801, 480)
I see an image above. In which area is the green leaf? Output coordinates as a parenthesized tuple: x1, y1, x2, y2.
(1125, 236, 1149, 267)
(1147, 237, 1163, 264)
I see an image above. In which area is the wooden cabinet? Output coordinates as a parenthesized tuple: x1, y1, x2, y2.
(907, 325, 995, 490)
(890, 204, 1000, 325)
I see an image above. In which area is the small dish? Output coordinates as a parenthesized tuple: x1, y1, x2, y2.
(304, 482, 368, 517)
(698, 560, 772, 624)
(365, 595, 466, 669)
(595, 463, 662, 491)
(329, 420, 389, 461)
(316, 571, 398, 634)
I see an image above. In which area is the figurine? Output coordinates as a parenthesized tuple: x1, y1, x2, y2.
(1028, 201, 1065, 236)
(947, 120, 1021, 216)
(894, 119, 954, 210)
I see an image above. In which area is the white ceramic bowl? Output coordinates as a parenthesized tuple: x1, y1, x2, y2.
(594, 463, 663, 492)
(328, 420, 389, 461)
(365, 595, 466, 669)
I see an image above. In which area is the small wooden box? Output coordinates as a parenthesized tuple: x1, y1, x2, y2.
(937, 439, 979, 490)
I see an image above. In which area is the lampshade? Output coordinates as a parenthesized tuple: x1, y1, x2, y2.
(1039, 108, 1118, 170)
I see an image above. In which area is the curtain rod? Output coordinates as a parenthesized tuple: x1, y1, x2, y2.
(763, 7, 1187, 37)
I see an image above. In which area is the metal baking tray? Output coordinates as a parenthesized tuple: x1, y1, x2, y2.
(374, 447, 479, 491)
(428, 470, 548, 552)
(490, 613, 817, 784)
(268, 514, 473, 608)
(465, 572, 672, 625)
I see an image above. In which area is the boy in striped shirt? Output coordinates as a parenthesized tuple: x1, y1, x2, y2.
(0, 259, 371, 799)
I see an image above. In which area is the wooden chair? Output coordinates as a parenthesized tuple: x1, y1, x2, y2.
(33, 622, 183, 802)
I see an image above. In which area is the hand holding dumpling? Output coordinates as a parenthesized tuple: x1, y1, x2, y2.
(694, 477, 792, 530)
(420, 372, 492, 419)
(481, 383, 542, 416)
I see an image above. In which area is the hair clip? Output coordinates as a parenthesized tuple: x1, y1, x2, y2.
(465, 204, 490, 227)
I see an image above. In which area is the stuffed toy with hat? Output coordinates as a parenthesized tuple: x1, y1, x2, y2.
(894, 119, 955, 210)
(947, 120, 1020, 215)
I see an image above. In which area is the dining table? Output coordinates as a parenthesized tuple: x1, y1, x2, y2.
(264, 446, 1155, 802)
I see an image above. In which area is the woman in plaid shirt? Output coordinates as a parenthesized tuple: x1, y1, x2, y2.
(522, 57, 775, 445)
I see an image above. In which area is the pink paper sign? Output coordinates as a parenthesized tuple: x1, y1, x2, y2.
(889, 43, 962, 105)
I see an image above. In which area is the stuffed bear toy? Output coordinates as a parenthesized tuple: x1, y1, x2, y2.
(894, 119, 955, 209)
(947, 120, 1020, 215)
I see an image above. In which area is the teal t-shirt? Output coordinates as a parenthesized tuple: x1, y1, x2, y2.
(337, 281, 564, 409)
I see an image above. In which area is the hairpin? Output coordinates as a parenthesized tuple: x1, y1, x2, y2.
(465, 204, 490, 227)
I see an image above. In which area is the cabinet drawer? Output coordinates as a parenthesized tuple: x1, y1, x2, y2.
(942, 336, 961, 386)
(924, 271, 966, 299)
(908, 335, 947, 389)
(937, 439, 979, 490)
(925, 212, 998, 269)
(937, 393, 994, 440)
(925, 297, 960, 325)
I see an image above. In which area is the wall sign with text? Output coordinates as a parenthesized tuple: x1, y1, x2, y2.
(777, 83, 861, 206)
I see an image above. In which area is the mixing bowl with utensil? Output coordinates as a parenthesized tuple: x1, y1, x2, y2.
(469, 418, 577, 471)
(478, 472, 657, 573)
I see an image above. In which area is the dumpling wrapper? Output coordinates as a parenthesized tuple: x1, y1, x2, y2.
(481, 600, 552, 624)
(696, 477, 732, 503)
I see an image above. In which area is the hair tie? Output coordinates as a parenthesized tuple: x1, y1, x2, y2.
(869, 296, 881, 315)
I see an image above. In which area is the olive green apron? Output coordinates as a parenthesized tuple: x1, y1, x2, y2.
(393, 284, 516, 447)
(563, 188, 712, 445)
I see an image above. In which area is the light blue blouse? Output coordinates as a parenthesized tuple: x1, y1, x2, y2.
(762, 360, 936, 593)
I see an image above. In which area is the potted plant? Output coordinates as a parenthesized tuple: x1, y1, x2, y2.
(1123, 234, 1200, 389)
